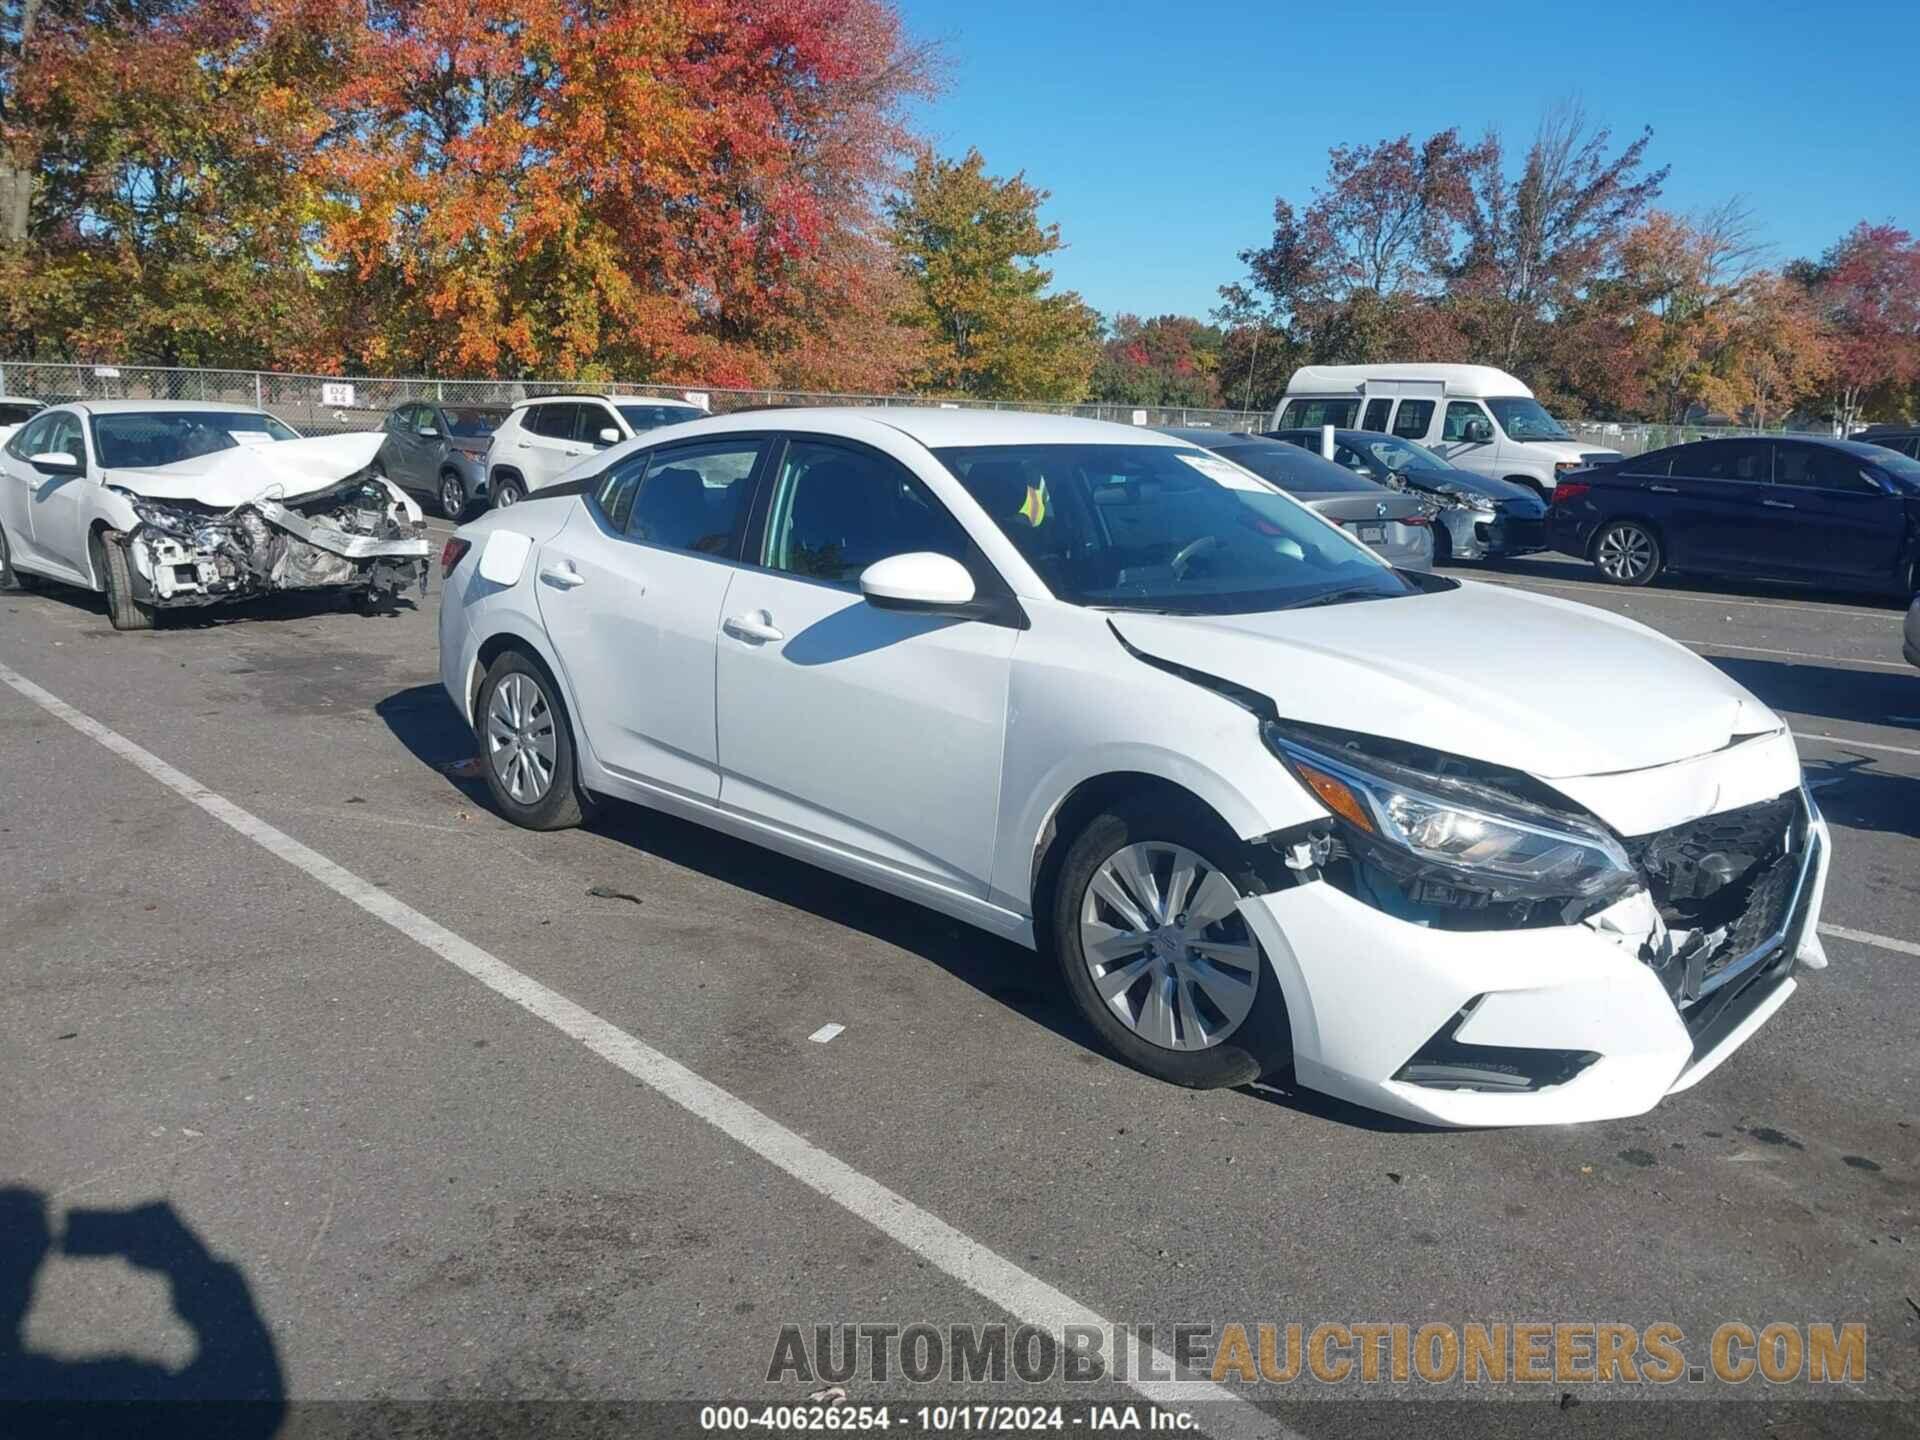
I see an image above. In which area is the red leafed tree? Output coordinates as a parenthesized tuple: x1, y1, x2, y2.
(311, 0, 935, 384)
(1802, 222, 1920, 429)
(1090, 314, 1225, 407)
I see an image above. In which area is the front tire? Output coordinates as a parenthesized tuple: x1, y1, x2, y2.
(1050, 798, 1289, 1089)
(1592, 519, 1661, 586)
(90, 529, 155, 631)
(475, 650, 582, 830)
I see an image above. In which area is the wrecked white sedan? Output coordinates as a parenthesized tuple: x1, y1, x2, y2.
(440, 408, 1832, 1127)
(0, 400, 430, 630)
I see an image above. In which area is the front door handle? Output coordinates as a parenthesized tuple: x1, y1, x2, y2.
(1762, 499, 1796, 509)
(538, 563, 585, 590)
(722, 611, 785, 644)
(1648, 484, 1679, 493)
(516, 440, 532, 449)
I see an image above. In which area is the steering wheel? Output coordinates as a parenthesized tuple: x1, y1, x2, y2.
(1170, 534, 1223, 581)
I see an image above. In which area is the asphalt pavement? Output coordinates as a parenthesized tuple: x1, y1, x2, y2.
(1, 536, 1914, 1438)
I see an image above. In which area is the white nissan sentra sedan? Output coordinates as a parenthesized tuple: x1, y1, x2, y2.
(437, 408, 1832, 1126)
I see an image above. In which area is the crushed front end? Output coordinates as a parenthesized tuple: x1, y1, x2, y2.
(1428, 487, 1549, 560)
(114, 475, 430, 609)
(1237, 725, 1828, 1126)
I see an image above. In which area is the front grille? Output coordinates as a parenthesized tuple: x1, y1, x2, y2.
(1625, 790, 1808, 1007)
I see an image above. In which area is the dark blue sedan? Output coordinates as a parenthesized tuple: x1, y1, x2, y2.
(1547, 436, 1920, 594)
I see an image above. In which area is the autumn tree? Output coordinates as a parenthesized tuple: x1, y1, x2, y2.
(1798, 223, 1920, 429)
(1450, 105, 1667, 377)
(1697, 272, 1830, 429)
(1090, 314, 1224, 407)
(887, 148, 1099, 400)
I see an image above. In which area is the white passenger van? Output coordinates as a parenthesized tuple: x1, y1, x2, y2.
(1271, 364, 1622, 496)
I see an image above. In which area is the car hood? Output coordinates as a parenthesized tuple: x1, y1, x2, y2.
(1110, 580, 1781, 780)
(102, 432, 385, 506)
(1401, 468, 1538, 507)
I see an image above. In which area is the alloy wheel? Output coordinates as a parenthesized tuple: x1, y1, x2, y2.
(1078, 841, 1259, 1052)
(441, 474, 465, 517)
(486, 672, 558, 805)
(1596, 524, 1654, 582)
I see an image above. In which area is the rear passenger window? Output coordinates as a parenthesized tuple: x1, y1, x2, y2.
(1390, 400, 1433, 439)
(594, 452, 648, 531)
(1775, 446, 1877, 493)
(1281, 398, 1361, 430)
(1678, 442, 1769, 482)
(628, 441, 762, 556)
(1362, 398, 1392, 431)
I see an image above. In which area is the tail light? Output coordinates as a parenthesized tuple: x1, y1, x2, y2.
(1551, 481, 1590, 507)
(440, 536, 472, 577)
(1399, 513, 1431, 526)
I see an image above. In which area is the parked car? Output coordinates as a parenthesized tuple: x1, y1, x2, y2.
(1272, 364, 1621, 497)
(1266, 427, 1548, 561)
(1907, 594, 1920, 669)
(438, 408, 1830, 1127)
(0, 401, 428, 628)
(0, 397, 44, 427)
(1547, 435, 1920, 593)
(1858, 425, 1920, 460)
(1158, 429, 1433, 570)
(372, 402, 509, 519)
(486, 394, 710, 506)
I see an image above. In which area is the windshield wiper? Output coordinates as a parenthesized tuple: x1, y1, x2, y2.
(1282, 586, 1397, 611)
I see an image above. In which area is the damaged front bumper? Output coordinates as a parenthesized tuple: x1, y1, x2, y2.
(115, 476, 430, 608)
(1238, 784, 1831, 1128)
(1433, 500, 1549, 560)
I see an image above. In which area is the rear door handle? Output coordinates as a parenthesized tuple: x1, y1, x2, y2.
(722, 611, 785, 644)
(1647, 484, 1679, 493)
(516, 440, 532, 449)
(1762, 499, 1796, 509)
(538, 563, 585, 590)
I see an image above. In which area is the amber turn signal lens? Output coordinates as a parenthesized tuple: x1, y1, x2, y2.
(1293, 760, 1375, 833)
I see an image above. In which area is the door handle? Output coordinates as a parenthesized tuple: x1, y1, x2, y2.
(1762, 499, 1796, 509)
(516, 440, 532, 449)
(1647, 484, 1679, 493)
(538, 563, 585, 590)
(722, 611, 785, 644)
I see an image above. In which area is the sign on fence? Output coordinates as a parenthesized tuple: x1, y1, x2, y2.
(320, 381, 356, 408)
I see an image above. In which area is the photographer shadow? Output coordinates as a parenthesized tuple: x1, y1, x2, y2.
(0, 1187, 284, 1436)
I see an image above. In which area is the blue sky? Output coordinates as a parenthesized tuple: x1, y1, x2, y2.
(894, 0, 1918, 324)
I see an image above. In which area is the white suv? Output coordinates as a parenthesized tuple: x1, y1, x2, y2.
(487, 394, 708, 505)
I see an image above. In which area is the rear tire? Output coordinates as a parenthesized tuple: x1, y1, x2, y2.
(91, 529, 155, 631)
(475, 650, 582, 830)
(1591, 519, 1661, 586)
(491, 474, 526, 508)
(1049, 796, 1289, 1089)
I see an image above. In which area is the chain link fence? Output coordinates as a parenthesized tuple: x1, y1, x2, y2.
(0, 360, 1273, 438)
(0, 359, 1860, 456)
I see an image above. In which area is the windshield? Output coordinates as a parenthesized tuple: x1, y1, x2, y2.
(1356, 436, 1455, 473)
(1212, 441, 1381, 494)
(91, 411, 300, 468)
(444, 407, 505, 438)
(618, 403, 705, 431)
(935, 443, 1416, 615)
(1484, 396, 1570, 442)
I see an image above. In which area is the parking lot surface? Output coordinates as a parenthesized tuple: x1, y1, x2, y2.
(2, 536, 1915, 1436)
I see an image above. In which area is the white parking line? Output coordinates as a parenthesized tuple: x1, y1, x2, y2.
(1465, 571, 1901, 621)
(1795, 731, 1920, 759)
(1678, 640, 1913, 671)
(0, 660, 1287, 1440)
(1819, 924, 1920, 958)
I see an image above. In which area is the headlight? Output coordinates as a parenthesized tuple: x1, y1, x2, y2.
(1263, 725, 1637, 915)
(130, 499, 192, 535)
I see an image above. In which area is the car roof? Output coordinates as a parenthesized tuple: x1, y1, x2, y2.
(1284, 363, 1531, 398)
(1666, 434, 1903, 460)
(510, 393, 703, 410)
(654, 406, 1190, 449)
(58, 399, 275, 416)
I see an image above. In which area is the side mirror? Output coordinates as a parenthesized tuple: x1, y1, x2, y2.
(416, 424, 441, 439)
(1465, 418, 1494, 443)
(30, 450, 82, 475)
(597, 426, 621, 446)
(859, 552, 975, 614)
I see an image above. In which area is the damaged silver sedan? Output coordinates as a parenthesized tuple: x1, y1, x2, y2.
(0, 401, 429, 630)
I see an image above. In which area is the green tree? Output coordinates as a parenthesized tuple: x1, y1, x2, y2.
(888, 149, 1099, 400)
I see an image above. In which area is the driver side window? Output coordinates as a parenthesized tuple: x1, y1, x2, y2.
(762, 441, 972, 586)
(9, 412, 57, 459)
(45, 412, 85, 462)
